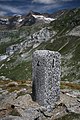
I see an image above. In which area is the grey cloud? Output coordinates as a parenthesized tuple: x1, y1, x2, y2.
(0, 4, 24, 14)
(33, 0, 73, 4)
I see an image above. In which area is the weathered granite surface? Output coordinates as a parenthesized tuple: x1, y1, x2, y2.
(32, 50, 61, 111)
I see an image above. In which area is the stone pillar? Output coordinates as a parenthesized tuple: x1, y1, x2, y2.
(32, 50, 61, 111)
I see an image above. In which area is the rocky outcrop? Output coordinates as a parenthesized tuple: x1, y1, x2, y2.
(5, 27, 55, 56)
(0, 92, 80, 120)
(0, 80, 80, 120)
(68, 25, 80, 36)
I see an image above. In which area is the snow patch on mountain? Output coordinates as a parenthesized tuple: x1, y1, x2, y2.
(0, 18, 8, 21)
(18, 18, 23, 23)
(17, 15, 24, 23)
(0, 18, 9, 25)
(0, 55, 8, 61)
(32, 14, 55, 23)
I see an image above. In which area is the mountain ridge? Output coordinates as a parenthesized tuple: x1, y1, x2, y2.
(0, 9, 67, 29)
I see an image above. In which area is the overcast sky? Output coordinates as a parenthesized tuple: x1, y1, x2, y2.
(0, 0, 80, 16)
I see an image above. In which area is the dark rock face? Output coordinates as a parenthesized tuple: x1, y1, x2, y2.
(32, 50, 61, 111)
(21, 14, 36, 26)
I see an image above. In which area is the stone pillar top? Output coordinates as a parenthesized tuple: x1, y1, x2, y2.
(33, 50, 61, 57)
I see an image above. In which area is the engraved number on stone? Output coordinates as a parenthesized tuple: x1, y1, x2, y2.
(37, 61, 40, 66)
(52, 59, 54, 67)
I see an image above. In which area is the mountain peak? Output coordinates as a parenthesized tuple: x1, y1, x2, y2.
(29, 10, 41, 15)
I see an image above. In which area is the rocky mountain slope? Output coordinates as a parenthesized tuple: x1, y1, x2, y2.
(0, 8, 80, 82)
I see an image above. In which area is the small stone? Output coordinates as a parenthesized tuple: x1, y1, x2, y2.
(17, 88, 27, 95)
(6, 82, 18, 87)
(0, 88, 2, 91)
(2, 91, 8, 95)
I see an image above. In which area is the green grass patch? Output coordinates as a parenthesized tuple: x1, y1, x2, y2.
(0, 61, 32, 80)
